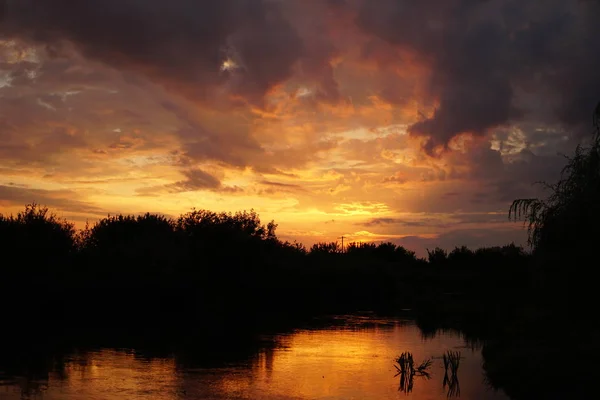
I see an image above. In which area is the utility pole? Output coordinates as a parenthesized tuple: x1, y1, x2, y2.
(338, 235, 345, 253)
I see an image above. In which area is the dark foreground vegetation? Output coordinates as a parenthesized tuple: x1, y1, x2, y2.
(2, 104, 600, 399)
(0, 203, 529, 330)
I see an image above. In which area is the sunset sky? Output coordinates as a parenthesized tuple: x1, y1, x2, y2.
(1, 0, 599, 255)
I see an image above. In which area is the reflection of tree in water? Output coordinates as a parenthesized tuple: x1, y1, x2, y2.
(0, 345, 59, 400)
(394, 352, 432, 394)
(2, 377, 49, 400)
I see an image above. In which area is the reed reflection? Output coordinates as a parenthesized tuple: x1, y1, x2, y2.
(443, 351, 461, 398)
(394, 352, 432, 394)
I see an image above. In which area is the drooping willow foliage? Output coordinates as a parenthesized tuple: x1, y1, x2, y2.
(509, 102, 600, 254)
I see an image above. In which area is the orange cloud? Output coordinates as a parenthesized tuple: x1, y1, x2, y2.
(2, 0, 595, 254)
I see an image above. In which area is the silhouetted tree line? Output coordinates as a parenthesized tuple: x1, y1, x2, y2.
(0, 202, 531, 328)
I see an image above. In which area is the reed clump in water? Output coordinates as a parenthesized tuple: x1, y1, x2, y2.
(395, 352, 432, 376)
(394, 352, 432, 393)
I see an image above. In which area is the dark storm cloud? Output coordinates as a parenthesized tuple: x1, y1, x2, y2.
(0, 0, 304, 105)
(494, 150, 565, 202)
(457, 143, 566, 203)
(281, 0, 344, 103)
(356, 0, 600, 154)
(2, 0, 598, 140)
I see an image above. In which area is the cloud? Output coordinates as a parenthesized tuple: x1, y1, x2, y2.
(160, 100, 264, 168)
(355, 0, 600, 154)
(170, 169, 221, 191)
(455, 143, 566, 204)
(361, 212, 507, 230)
(260, 180, 299, 188)
(0, 0, 597, 251)
(0, 125, 88, 171)
(259, 180, 305, 192)
(362, 217, 438, 228)
(136, 168, 242, 196)
(0, 0, 308, 106)
(382, 172, 408, 184)
(0, 184, 105, 215)
(0, 44, 190, 180)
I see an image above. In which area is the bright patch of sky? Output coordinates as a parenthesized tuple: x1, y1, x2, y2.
(0, 40, 41, 64)
(117, 155, 175, 167)
(337, 124, 407, 141)
(490, 127, 528, 155)
(296, 86, 313, 97)
(0, 70, 12, 89)
(221, 58, 238, 72)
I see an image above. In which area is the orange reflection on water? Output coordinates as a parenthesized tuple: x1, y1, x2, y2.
(1, 320, 509, 400)
(208, 320, 508, 400)
(52, 350, 181, 400)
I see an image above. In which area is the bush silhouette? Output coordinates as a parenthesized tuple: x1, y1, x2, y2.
(427, 247, 448, 265)
(309, 241, 342, 255)
(79, 213, 178, 285)
(0, 203, 76, 282)
(448, 246, 474, 265)
(394, 245, 418, 265)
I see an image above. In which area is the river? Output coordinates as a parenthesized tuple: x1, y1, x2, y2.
(0, 316, 509, 399)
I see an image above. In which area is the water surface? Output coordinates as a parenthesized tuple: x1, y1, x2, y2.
(0, 316, 508, 399)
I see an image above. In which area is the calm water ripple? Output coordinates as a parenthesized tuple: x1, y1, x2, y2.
(0, 317, 509, 400)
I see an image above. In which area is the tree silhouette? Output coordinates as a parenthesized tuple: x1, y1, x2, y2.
(509, 102, 600, 256)
(0, 203, 76, 283)
(427, 247, 448, 264)
(309, 241, 342, 255)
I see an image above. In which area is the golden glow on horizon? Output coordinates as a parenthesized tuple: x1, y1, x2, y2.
(0, 33, 532, 256)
